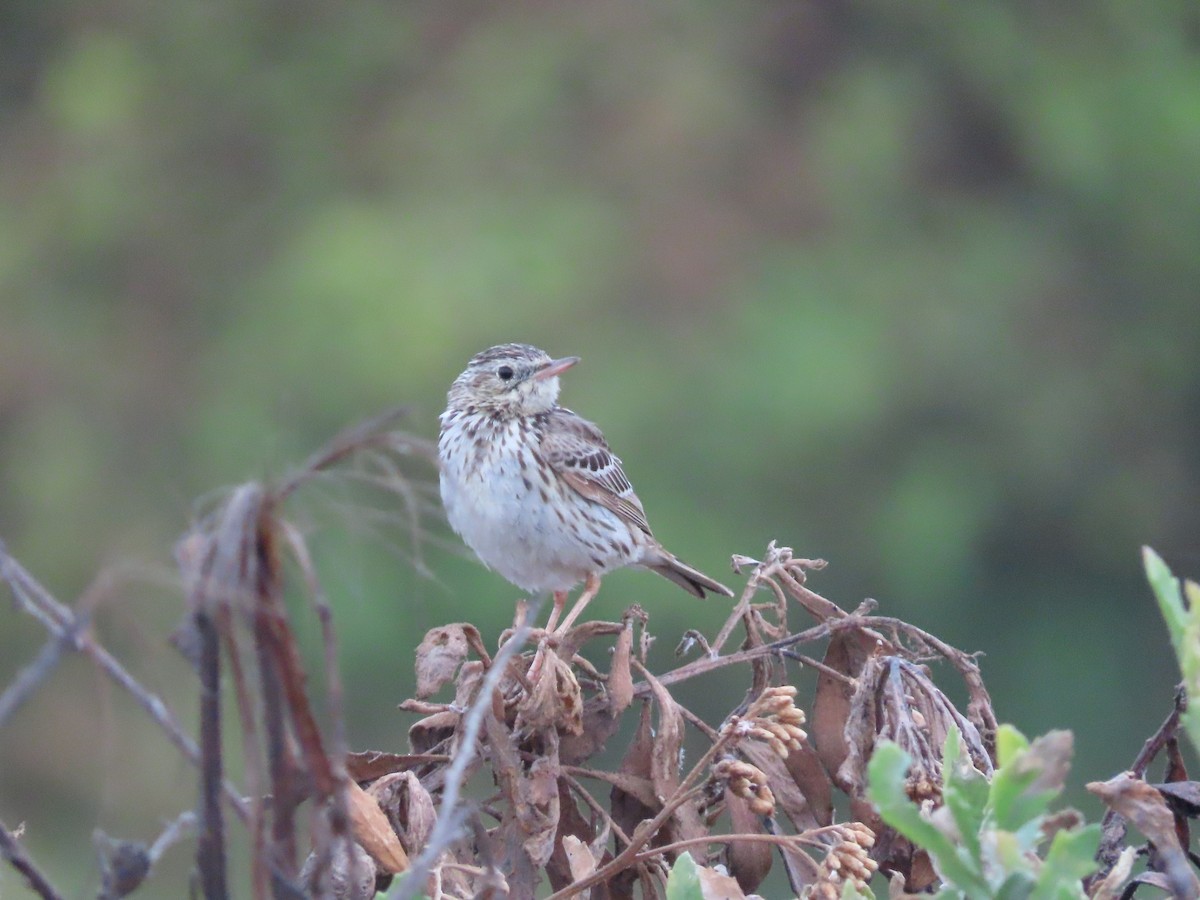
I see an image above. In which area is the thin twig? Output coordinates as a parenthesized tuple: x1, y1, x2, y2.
(561, 772, 634, 849)
(0, 627, 79, 729)
(633, 831, 808, 861)
(0, 819, 64, 900)
(0, 542, 252, 823)
(776, 649, 858, 685)
(546, 718, 736, 900)
(389, 596, 546, 900)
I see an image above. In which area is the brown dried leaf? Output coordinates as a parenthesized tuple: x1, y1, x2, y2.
(739, 740, 828, 833)
(558, 620, 623, 662)
(346, 779, 409, 875)
(612, 703, 658, 848)
(852, 796, 935, 892)
(1090, 846, 1137, 900)
(1088, 773, 1200, 898)
(522, 756, 562, 867)
(547, 779, 600, 894)
(724, 788, 772, 894)
(1152, 780, 1200, 816)
(517, 647, 583, 735)
(562, 835, 600, 885)
(346, 751, 443, 782)
(811, 629, 876, 787)
(407, 710, 459, 755)
(300, 838, 377, 900)
(486, 703, 562, 879)
(608, 615, 635, 717)
(695, 863, 748, 899)
(561, 696, 626, 765)
(367, 772, 437, 857)
(415, 624, 472, 698)
(640, 664, 708, 851)
(783, 740, 834, 827)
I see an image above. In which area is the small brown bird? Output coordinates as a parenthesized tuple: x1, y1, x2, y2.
(438, 343, 733, 630)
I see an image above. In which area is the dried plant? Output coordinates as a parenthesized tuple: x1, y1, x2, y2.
(2, 416, 1192, 899)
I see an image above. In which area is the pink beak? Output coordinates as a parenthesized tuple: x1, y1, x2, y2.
(533, 356, 580, 380)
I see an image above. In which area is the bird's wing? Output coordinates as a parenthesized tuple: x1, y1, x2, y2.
(539, 408, 653, 537)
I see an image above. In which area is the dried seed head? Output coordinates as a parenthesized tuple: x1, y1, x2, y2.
(737, 686, 808, 757)
(712, 758, 776, 817)
(802, 823, 879, 898)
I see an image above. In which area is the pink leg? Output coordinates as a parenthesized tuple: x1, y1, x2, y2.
(556, 573, 602, 634)
(543, 590, 569, 632)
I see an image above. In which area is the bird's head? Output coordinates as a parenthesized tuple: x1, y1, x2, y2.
(447, 343, 580, 417)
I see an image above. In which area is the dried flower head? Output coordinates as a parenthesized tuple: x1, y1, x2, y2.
(712, 758, 776, 817)
(735, 685, 808, 758)
(802, 823, 878, 899)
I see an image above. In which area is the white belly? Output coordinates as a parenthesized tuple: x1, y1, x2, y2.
(438, 415, 638, 593)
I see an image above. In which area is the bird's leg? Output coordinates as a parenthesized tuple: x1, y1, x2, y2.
(555, 573, 602, 634)
(543, 590, 569, 633)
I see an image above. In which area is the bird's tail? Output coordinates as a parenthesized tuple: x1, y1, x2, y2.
(645, 549, 734, 599)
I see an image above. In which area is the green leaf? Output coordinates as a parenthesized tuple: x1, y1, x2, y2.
(866, 742, 989, 895)
(942, 728, 989, 862)
(665, 852, 704, 900)
(994, 872, 1036, 900)
(995, 724, 1030, 768)
(1145, 546, 1187, 640)
(1030, 825, 1100, 900)
(989, 728, 1070, 834)
(1143, 548, 1200, 754)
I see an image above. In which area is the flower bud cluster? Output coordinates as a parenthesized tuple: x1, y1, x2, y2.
(742, 685, 808, 758)
(804, 823, 878, 899)
(712, 758, 776, 816)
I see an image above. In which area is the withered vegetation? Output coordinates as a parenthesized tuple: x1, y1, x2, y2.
(0, 412, 1193, 899)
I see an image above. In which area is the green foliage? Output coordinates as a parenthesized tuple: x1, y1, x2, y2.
(1143, 547, 1200, 753)
(665, 852, 704, 900)
(867, 727, 1100, 899)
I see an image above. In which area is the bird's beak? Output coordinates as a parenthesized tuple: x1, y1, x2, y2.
(533, 356, 580, 380)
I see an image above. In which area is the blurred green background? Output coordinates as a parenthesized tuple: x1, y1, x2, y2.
(2, 0, 1199, 894)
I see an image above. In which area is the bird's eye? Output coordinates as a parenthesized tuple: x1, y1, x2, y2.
(497, 366, 514, 382)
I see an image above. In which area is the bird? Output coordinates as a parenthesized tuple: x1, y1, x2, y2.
(438, 343, 733, 632)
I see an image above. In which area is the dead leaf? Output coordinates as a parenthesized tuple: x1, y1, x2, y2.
(346, 751, 444, 783)
(415, 624, 472, 698)
(367, 772, 436, 857)
(563, 834, 600, 884)
(561, 696, 627, 765)
(547, 779, 601, 895)
(639, 663, 708, 851)
(517, 647, 583, 735)
(346, 779, 408, 875)
(1152, 780, 1200, 817)
(611, 703, 658, 898)
(1088, 772, 1200, 899)
(608, 615, 635, 717)
(407, 710, 459, 755)
(739, 740, 829, 833)
(696, 862, 748, 899)
(811, 630, 876, 787)
(557, 620, 624, 662)
(522, 756, 562, 866)
(1090, 845, 1136, 900)
(724, 788, 772, 893)
(299, 837, 377, 900)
